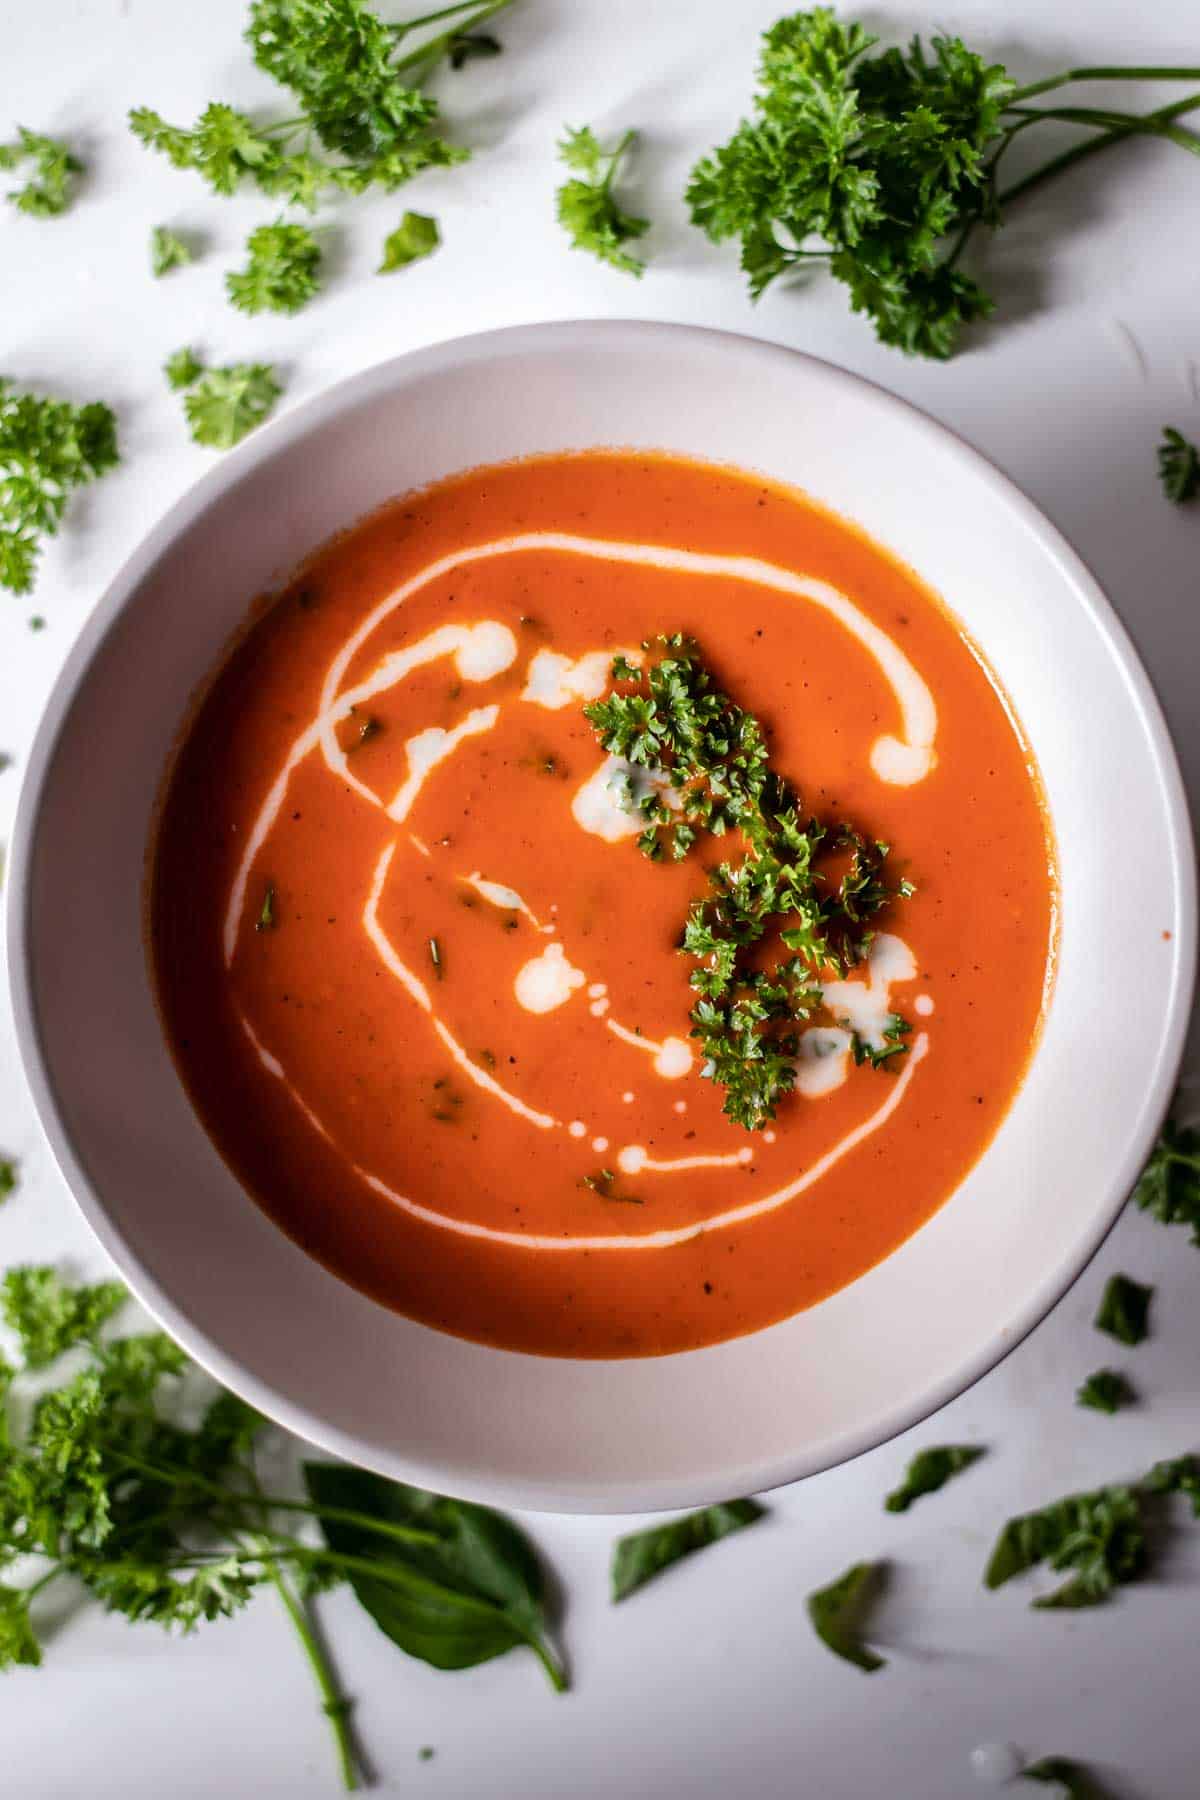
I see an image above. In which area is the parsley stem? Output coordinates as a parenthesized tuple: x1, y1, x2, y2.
(997, 92, 1200, 206)
(267, 1560, 359, 1792)
(1005, 101, 1200, 157)
(1009, 65, 1200, 104)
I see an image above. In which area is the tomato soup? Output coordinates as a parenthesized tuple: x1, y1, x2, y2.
(150, 451, 1055, 1357)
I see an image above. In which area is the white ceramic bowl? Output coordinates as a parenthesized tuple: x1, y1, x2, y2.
(7, 322, 1195, 1513)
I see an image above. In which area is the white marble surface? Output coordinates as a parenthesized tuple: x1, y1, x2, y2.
(2, 1, 1199, 1794)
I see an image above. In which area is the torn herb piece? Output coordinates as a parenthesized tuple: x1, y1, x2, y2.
(805, 1560, 886, 1671)
(151, 225, 194, 277)
(1021, 1756, 1116, 1798)
(1132, 1118, 1200, 1242)
(1094, 1274, 1152, 1346)
(1158, 427, 1200, 504)
(611, 1500, 764, 1602)
(227, 220, 321, 315)
(1076, 1370, 1135, 1415)
(1143, 1453, 1200, 1516)
(0, 127, 82, 216)
(428, 937, 443, 977)
(0, 1265, 127, 1369)
(164, 346, 204, 391)
(183, 361, 281, 449)
(984, 1482, 1146, 1608)
(0, 1160, 16, 1205)
(256, 883, 276, 931)
(379, 210, 439, 271)
(885, 1444, 984, 1512)
(556, 126, 648, 276)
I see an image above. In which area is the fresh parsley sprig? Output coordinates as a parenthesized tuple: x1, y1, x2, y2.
(585, 636, 913, 1129)
(687, 9, 1200, 358)
(556, 125, 649, 275)
(0, 379, 119, 596)
(150, 224, 195, 277)
(164, 352, 283, 449)
(131, 0, 511, 208)
(227, 219, 322, 314)
(0, 127, 83, 216)
(0, 1269, 566, 1787)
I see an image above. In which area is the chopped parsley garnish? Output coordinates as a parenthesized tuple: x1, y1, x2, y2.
(167, 355, 283, 449)
(611, 1500, 765, 1602)
(686, 10, 1200, 359)
(1158, 426, 1200, 504)
(227, 220, 322, 314)
(379, 210, 440, 271)
(1133, 1116, 1200, 1238)
(256, 882, 277, 930)
(556, 126, 649, 276)
(585, 635, 913, 1129)
(0, 127, 83, 216)
(150, 225, 194, 277)
(884, 1444, 985, 1512)
(805, 1560, 887, 1671)
(0, 1159, 17, 1205)
(0, 1268, 566, 1783)
(1094, 1273, 1152, 1346)
(580, 1169, 643, 1204)
(130, 0, 512, 208)
(428, 935, 443, 976)
(0, 380, 119, 595)
(1076, 1369, 1135, 1415)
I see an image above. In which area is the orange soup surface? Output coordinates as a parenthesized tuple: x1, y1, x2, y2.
(151, 452, 1055, 1357)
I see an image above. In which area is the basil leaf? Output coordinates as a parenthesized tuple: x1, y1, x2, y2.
(1094, 1274, 1152, 1345)
(610, 1499, 765, 1602)
(805, 1560, 887, 1672)
(1022, 1755, 1116, 1798)
(303, 1463, 567, 1690)
(885, 1444, 985, 1512)
(1075, 1370, 1135, 1414)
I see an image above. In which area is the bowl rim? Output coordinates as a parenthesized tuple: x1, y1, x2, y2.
(6, 318, 1197, 1513)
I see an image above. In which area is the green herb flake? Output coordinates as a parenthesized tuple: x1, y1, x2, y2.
(0, 1160, 17, 1205)
(1094, 1273, 1152, 1346)
(418, 1746, 436, 1762)
(1132, 1117, 1200, 1241)
(150, 225, 194, 277)
(183, 361, 282, 450)
(227, 220, 321, 315)
(885, 1444, 985, 1513)
(556, 126, 648, 276)
(429, 936, 443, 977)
(379, 210, 440, 272)
(686, 10, 1200, 360)
(984, 1482, 1146, 1608)
(1158, 427, 1200, 504)
(805, 1560, 886, 1671)
(1021, 1756, 1116, 1798)
(0, 380, 119, 596)
(1, 1266, 128, 1369)
(611, 1499, 765, 1602)
(1076, 1369, 1135, 1415)
(0, 127, 82, 217)
(164, 347, 204, 391)
(255, 882, 277, 931)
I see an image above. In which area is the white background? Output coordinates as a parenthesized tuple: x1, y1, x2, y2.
(3, 1, 1200, 1794)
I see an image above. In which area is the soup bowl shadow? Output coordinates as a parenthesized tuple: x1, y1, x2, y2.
(6, 321, 1195, 1513)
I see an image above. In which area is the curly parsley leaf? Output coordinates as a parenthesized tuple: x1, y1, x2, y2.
(687, 9, 1200, 358)
(0, 1584, 41, 1670)
(610, 1500, 765, 1602)
(984, 1482, 1147, 1608)
(806, 1560, 887, 1671)
(0, 1160, 16, 1206)
(556, 126, 649, 276)
(1158, 426, 1200, 504)
(182, 362, 282, 450)
(0, 380, 119, 596)
(1, 1267, 128, 1369)
(1076, 1369, 1135, 1415)
(379, 209, 439, 271)
(0, 127, 83, 217)
(1094, 1273, 1152, 1347)
(1144, 1454, 1200, 1516)
(884, 1444, 985, 1512)
(304, 1460, 567, 1690)
(1134, 1118, 1200, 1237)
(1021, 1756, 1118, 1798)
(164, 346, 204, 392)
(150, 225, 194, 277)
(227, 220, 322, 315)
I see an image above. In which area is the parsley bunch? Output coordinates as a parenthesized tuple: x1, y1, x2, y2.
(130, 0, 512, 209)
(0, 380, 119, 596)
(0, 127, 82, 216)
(586, 636, 912, 1129)
(687, 9, 1200, 358)
(0, 1270, 565, 1789)
(556, 126, 649, 276)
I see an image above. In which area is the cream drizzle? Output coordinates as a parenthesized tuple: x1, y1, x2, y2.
(388, 707, 499, 823)
(462, 871, 554, 932)
(606, 1018, 693, 1079)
